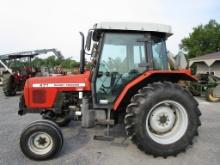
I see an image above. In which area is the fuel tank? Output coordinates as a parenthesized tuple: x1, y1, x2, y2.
(23, 71, 91, 109)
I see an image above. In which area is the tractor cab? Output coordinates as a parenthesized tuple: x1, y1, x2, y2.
(85, 22, 172, 106)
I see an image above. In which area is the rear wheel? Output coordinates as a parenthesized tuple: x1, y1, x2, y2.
(2, 73, 16, 96)
(20, 120, 63, 160)
(125, 82, 201, 157)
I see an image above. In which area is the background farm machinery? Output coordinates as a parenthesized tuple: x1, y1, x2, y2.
(167, 51, 220, 102)
(189, 73, 220, 102)
(0, 49, 64, 96)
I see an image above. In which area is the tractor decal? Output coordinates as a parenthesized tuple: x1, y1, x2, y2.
(32, 83, 86, 88)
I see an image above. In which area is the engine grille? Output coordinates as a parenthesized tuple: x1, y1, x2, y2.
(32, 90, 46, 104)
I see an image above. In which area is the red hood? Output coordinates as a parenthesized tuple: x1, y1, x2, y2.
(26, 71, 91, 92)
(23, 71, 91, 108)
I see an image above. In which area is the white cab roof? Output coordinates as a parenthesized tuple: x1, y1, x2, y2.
(94, 22, 172, 37)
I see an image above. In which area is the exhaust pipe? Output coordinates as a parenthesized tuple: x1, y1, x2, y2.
(79, 32, 85, 74)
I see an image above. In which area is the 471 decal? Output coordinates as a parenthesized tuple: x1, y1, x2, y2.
(32, 83, 85, 88)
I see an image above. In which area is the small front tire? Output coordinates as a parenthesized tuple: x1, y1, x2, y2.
(20, 120, 63, 160)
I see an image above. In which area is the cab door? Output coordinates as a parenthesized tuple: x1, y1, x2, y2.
(93, 33, 147, 106)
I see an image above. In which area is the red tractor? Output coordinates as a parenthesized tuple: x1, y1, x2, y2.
(18, 22, 201, 160)
(0, 49, 63, 96)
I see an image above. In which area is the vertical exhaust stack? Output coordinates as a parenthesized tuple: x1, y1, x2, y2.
(79, 32, 85, 74)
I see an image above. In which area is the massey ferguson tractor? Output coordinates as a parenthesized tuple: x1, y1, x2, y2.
(18, 22, 201, 160)
(0, 49, 63, 96)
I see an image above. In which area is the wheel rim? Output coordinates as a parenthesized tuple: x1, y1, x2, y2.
(146, 100, 188, 145)
(28, 132, 53, 155)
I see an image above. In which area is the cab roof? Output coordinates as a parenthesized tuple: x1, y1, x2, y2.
(93, 22, 173, 37)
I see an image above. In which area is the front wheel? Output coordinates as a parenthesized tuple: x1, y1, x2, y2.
(125, 82, 201, 158)
(20, 120, 63, 160)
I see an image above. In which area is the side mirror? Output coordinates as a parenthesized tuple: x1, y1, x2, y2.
(85, 31, 93, 51)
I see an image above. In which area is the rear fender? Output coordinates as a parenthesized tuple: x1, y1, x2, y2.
(113, 70, 197, 110)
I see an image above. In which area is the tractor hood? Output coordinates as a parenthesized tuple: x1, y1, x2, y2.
(26, 71, 91, 91)
(23, 71, 91, 108)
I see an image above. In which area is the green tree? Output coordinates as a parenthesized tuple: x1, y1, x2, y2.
(45, 55, 61, 67)
(31, 55, 80, 69)
(60, 58, 79, 69)
(180, 19, 220, 58)
(32, 57, 45, 67)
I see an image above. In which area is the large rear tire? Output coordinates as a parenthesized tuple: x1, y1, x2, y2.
(2, 73, 16, 96)
(20, 120, 63, 160)
(125, 82, 201, 158)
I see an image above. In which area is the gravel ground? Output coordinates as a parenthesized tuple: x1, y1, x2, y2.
(0, 87, 220, 165)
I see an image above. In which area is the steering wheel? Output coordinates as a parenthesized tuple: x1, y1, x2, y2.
(99, 71, 122, 95)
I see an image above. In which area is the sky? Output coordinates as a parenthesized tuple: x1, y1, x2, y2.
(0, 0, 219, 61)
